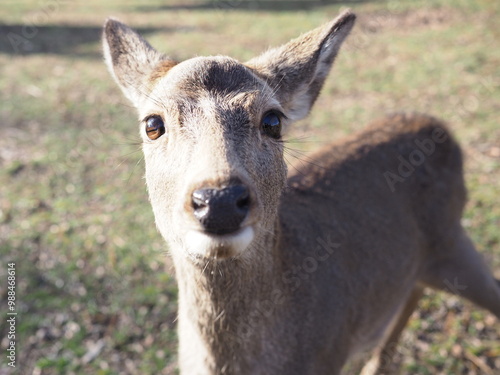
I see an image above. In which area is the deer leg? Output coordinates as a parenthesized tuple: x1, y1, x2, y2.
(423, 226, 500, 318)
(360, 285, 424, 375)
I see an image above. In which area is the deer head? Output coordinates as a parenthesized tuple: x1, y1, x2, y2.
(102, 11, 355, 261)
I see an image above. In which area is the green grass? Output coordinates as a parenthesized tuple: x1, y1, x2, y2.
(0, 0, 499, 374)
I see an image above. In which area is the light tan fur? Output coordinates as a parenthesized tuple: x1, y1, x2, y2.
(102, 10, 500, 375)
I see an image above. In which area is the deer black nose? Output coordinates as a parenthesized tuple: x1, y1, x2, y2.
(192, 185, 250, 235)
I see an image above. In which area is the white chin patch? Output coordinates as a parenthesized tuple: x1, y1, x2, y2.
(184, 226, 254, 259)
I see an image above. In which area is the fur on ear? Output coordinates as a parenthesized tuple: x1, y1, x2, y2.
(102, 19, 175, 106)
(246, 10, 356, 121)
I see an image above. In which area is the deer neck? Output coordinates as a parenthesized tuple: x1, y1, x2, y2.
(171, 228, 282, 373)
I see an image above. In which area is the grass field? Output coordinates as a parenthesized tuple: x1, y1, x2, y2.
(0, 0, 499, 374)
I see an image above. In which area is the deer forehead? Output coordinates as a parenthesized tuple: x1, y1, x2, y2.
(144, 56, 281, 129)
(152, 56, 261, 94)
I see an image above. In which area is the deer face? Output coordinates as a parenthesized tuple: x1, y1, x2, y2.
(102, 11, 355, 260)
(139, 56, 287, 259)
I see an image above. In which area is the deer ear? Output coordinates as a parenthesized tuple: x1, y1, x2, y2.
(102, 19, 175, 106)
(246, 10, 355, 121)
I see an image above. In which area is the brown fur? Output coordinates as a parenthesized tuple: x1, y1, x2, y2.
(148, 59, 178, 85)
(102, 10, 500, 375)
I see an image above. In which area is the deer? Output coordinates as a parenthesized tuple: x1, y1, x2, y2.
(102, 10, 500, 375)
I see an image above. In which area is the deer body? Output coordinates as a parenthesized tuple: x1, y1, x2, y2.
(103, 11, 500, 374)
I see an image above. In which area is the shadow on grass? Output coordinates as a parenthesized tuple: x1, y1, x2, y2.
(0, 24, 172, 56)
(137, 0, 380, 12)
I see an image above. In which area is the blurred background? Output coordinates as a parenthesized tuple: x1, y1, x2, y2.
(0, 0, 499, 374)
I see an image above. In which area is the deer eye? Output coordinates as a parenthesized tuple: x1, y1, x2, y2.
(145, 115, 165, 140)
(261, 111, 282, 139)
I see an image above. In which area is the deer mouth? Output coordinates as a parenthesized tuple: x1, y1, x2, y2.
(185, 225, 254, 259)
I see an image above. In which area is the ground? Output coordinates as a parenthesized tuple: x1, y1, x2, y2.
(0, 0, 499, 374)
